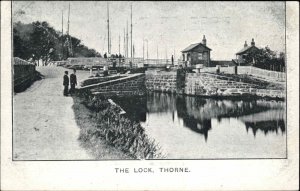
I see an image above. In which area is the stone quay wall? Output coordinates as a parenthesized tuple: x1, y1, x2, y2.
(145, 70, 177, 93)
(80, 70, 285, 99)
(185, 73, 284, 98)
(79, 73, 146, 97)
(145, 70, 284, 99)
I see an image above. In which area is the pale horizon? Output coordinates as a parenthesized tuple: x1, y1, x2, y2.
(12, 1, 285, 60)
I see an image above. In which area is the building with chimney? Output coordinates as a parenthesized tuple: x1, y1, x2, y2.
(234, 38, 259, 66)
(181, 35, 211, 67)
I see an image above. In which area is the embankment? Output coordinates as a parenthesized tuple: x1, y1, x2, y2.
(72, 95, 133, 159)
(73, 90, 163, 159)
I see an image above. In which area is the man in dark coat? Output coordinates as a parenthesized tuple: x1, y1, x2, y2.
(63, 71, 69, 96)
(69, 69, 77, 95)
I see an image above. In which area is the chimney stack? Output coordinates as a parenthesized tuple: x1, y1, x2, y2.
(244, 41, 248, 48)
(251, 38, 255, 46)
(202, 35, 206, 46)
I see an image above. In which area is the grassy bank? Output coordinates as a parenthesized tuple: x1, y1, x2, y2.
(73, 90, 163, 159)
(72, 96, 132, 159)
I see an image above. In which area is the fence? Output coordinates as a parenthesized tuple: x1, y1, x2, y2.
(198, 66, 285, 82)
(67, 57, 108, 66)
(64, 57, 182, 69)
(66, 57, 144, 68)
(237, 66, 286, 81)
(13, 57, 37, 92)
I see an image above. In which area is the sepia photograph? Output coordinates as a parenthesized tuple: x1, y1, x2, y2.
(11, 1, 287, 160)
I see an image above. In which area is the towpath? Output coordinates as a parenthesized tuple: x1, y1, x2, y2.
(13, 66, 93, 160)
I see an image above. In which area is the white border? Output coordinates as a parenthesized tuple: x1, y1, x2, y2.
(1, 1, 299, 190)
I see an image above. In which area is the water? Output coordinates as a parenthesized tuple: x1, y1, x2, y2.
(114, 92, 286, 159)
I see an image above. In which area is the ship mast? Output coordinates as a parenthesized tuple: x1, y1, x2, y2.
(118, 34, 120, 56)
(123, 28, 125, 57)
(107, 2, 110, 54)
(126, 21, 128, 58)
(130, 3, 133, 64)
(61, 10, 64, 60)
(67, 3, 73, 57)
(157, 44, 159, 65)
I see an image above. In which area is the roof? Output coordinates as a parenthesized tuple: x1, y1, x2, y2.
(236, 45, 259, 55)
(211, 60, 236, 67)
(181, 43, 211, 52)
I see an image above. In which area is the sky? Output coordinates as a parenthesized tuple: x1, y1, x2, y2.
(12, 1, 285, 60)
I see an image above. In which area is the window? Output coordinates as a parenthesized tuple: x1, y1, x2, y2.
(198, 53, 203, 60)
(203, 52, 207, 59)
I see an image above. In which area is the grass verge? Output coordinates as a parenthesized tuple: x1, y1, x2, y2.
(72, 95, 132, 159)
(73, 90, 164, 159)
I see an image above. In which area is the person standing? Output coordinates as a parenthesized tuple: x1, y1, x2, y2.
(63, 71, 69, 96)
(69, 69, 77, 95)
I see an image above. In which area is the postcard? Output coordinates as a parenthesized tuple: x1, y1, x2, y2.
(1, 1, 299, 190)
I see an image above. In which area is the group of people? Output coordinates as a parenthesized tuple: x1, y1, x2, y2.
(63, 69, 77, 96)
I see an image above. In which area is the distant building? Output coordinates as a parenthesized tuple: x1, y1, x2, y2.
(234, 38, 259, 66)
(181, 35, 211, 67)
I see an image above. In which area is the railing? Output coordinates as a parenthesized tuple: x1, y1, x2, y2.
(67, 57, 108, 66)
(197, 65, 285, 82)
(64, 57, 183, 69)
(238, 66, 286, 81)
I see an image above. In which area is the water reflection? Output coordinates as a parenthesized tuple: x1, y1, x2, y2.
(113, 96, 147, 122)
(113, 92, 286, 158)
(175, 96, 212, 141)
(245, 120, 285, 136)
(129, 93, 285, 137)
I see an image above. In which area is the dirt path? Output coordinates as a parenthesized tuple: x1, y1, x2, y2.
(13, 66, 93, 160)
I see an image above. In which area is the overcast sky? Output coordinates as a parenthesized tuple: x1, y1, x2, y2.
(12, 1, 285, 60)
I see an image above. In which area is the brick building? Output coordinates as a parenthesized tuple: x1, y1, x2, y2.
(181, 35, 211, 67)
(234, 38, 259, 66)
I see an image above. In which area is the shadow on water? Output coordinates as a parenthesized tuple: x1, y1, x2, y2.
(245, 120, 285, 136)
(113, 92, 286, 141)
(113, 96, 147, 122)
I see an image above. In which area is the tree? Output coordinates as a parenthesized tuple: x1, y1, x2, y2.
(244, 47, 285, 72)
(13, 21, 103, 64)
(30, 21, 60, 65)
(13, 22, 34, 60)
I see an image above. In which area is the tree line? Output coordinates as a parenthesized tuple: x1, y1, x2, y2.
(13, 21, 105, 66)
(244, 46, 285, 72)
